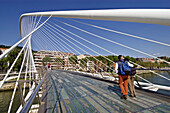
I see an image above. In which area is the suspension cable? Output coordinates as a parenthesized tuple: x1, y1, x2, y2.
(44, 22, 114, 74)
(0, 38, 30, 88)
(46, 22, 117, 70)
(46, 21, 170, 80)
(69, 18, 170, 47)
(42, 21, 156, 85)
(39, 22, 103, 74)
(34, 29, 79, 69)
(8, 40, 29, 113)
(33, 17, 157, 85)
(37, 26, 86, 69)
(35, 27, 155, 86)
(54, 19, 170, 64)
(0, 15, 52, 60)
(50, 18, 170, 81)
(42, 22, 112, 76)
(39, 28, 78, 68)
(23, 46, 30, 96)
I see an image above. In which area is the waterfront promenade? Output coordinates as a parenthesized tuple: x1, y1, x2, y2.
(39, 70, 170, 113)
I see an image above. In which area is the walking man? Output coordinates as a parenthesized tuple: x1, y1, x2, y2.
(115, 55, 133, 100)
(47, 63, 51, 71)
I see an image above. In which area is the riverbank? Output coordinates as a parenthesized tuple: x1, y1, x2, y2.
(136, 71, 170, 96)
(136, 70, 152, 74)
(0, 82, 29, 91)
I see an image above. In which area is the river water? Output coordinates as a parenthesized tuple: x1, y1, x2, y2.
(137, 71, 170, 96)
(0, 71, 169, 112)
(0, 90, 21, 113)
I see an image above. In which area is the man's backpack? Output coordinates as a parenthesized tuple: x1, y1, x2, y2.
(130, 67, 136, 75)
(120, 61, 131, 75)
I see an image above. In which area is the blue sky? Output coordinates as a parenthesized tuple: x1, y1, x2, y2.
(0, 0, 170, 57)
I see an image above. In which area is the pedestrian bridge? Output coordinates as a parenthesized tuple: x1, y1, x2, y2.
(39, 70, 170, 113)
(0, 9, 170, 113)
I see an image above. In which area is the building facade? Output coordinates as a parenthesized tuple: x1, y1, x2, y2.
(34, 50, 74, 69)
(136, 58, 156, 63)
(77, 54, 90, 60)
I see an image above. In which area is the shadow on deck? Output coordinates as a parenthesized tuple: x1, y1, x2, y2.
(39, 70, 170, 113)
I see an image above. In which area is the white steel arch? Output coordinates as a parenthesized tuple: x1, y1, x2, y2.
(0, 9, 167, 61)
(0, 9, 168, 60)
(20, 9, 170, 28)
(18, 9, 170, 55)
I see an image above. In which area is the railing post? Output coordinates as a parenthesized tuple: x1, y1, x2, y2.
(20, 74, 46, 113)
(18, 81, 26, 106)
(34, 80, 42, 105)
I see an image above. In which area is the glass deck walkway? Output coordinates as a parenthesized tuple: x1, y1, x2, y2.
(39, 70, 170, 113)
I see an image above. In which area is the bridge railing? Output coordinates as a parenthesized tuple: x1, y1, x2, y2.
(20, 72, 46, 113)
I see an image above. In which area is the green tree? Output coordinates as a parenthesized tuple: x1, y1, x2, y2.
(55, 57, 64, 68)
(106, 55, 119, 64)
(7, 48, 24, 72)
(106, 55, 116, 66)
(96, 56, 103, 61)
(80, 58, 87, 68)
(113, 56, 119, 62)
(42, 57, 51, 66)
(7, 48, 19, 68)
(88, 57, 96, 63)
(158, 56, 170, 62)
(0, 57, 8, 73)
(55, 57, 64, 64)
(125, 56, 137, 63)
(69, 55, 78, 64)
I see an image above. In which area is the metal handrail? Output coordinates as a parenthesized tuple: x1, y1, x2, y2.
(20, 74, 46, 113)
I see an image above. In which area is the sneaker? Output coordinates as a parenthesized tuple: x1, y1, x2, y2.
(120, 95, 125, 99)
(124, 95, 128, 100)
(129, 95, 134, 98)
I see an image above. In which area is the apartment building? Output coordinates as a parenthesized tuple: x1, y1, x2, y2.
(34, 50, 74, 69)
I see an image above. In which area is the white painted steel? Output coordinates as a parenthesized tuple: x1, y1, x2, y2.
(16, 82, 36, 113)
(20, 9, 170, 26)
(0, 15, 51, 60)
(7, 42, 29, 113)
(0, 40, 29, 89)
(70, 19, 170, 47)
(136, 81, 170, 91)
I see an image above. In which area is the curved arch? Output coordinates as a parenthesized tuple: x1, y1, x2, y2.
(19, 9, 170, 38)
